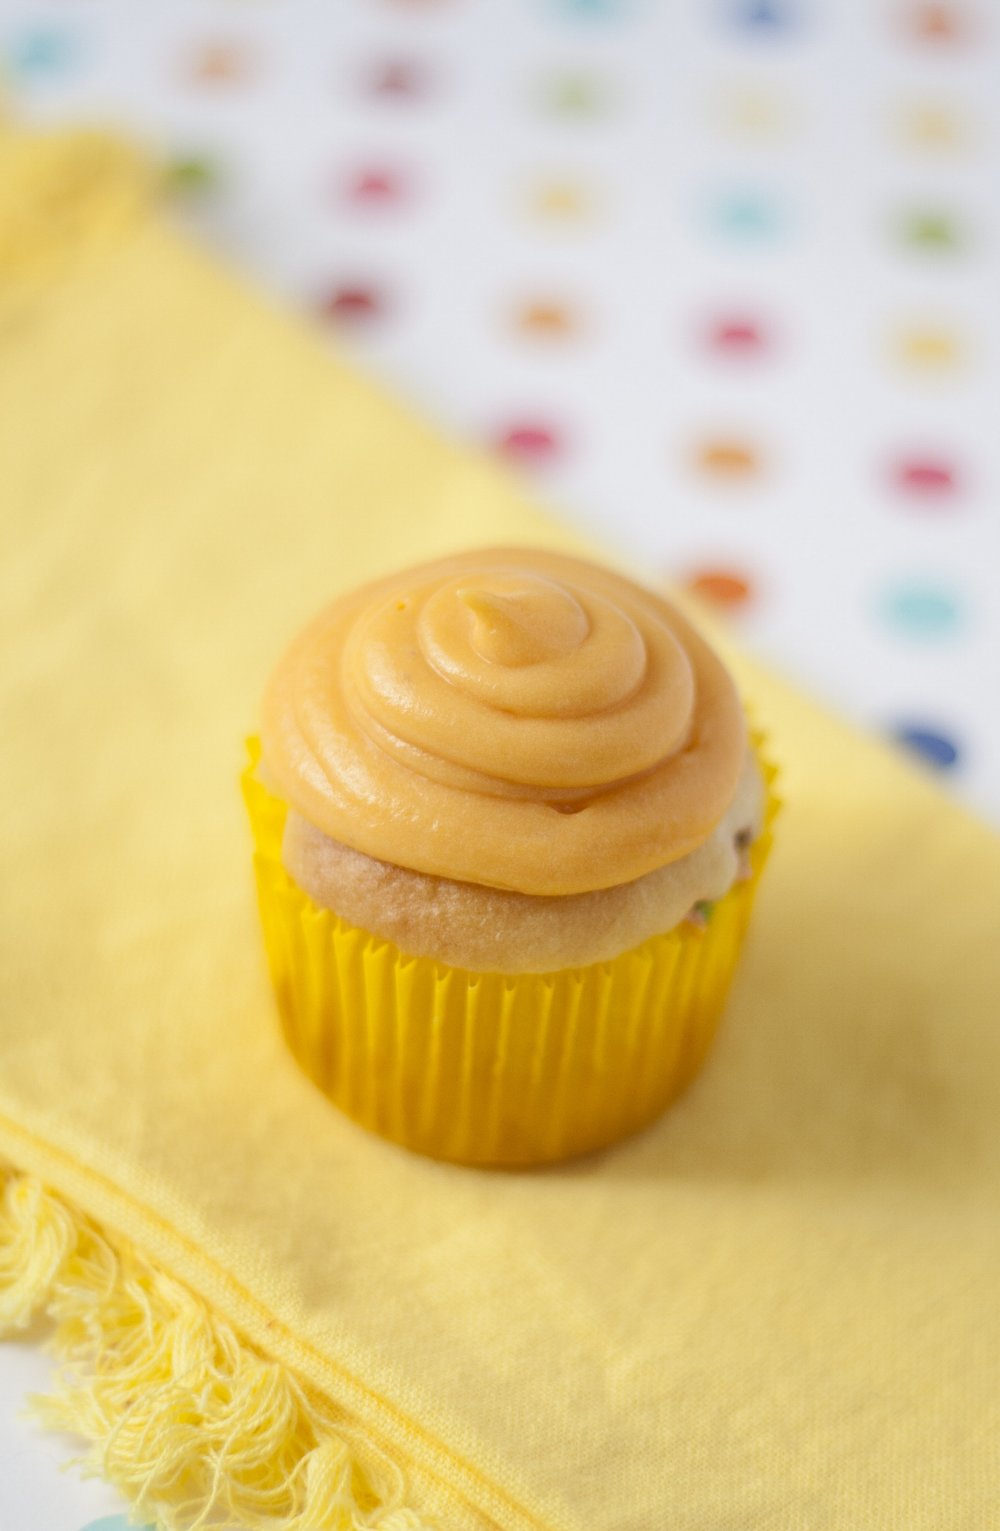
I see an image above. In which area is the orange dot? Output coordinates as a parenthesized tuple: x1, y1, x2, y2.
(185, 41, 255, 84)
(515, 301, 577, 337)
(910, 3, 963, 41)
(685, 570, 756, 609)
(696, 440, 761, 477)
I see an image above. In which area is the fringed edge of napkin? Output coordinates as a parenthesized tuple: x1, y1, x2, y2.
(0, 1165, 437, 1531)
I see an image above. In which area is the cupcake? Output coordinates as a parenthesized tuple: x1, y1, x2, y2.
(244, 547, 777, 1166)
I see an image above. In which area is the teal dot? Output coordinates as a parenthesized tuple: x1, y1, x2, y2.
(712, 191, 784, 239)
(81, 1518, 154, 1531)
(881, 581, 961, 636)
(8, 26, 79, 75)
(555, 0, 623, 15)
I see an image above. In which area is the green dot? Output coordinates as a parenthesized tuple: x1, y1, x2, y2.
(899, 209, 962, 251)
(165, 153, 222, 196)
(540, 72, 608, 117)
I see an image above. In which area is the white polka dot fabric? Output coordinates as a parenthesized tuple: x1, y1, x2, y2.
(0, 4, 997, 1506)
(4, 0, 999, 820)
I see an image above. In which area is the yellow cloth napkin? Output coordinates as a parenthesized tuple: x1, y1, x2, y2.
(2, 127, 1000, 1531)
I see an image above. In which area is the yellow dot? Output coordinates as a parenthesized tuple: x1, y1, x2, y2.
(895, 327, 961, 369)
(715, 86, 791, 139)
(530, 182, 592, 221)
(898, 102, 964, 149)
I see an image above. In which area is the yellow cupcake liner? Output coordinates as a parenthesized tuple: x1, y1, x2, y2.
(242, 738, 779, 1167)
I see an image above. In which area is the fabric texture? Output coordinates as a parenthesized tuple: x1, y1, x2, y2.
(2, 126, 999, 1531)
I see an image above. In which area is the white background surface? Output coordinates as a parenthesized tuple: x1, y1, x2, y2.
(1, 1, 998, 1525)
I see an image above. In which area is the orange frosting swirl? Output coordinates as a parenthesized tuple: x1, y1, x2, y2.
(261, 548, 745, 894)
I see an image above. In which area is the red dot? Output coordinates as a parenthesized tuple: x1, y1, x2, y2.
(346, 168, 407, 205)
(708, 317, 768, 355)
(320, 285, 386, 321)
(894, 456, 958, 497)
(496, 423, 562, 463)
(684, 569, 756, 609)
(368, 59, 431, 98)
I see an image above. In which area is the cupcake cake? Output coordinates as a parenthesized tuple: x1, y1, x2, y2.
(244, 547, 777, 1166)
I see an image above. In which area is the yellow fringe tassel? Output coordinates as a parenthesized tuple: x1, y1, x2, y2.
(0, 1164, 437, 1531)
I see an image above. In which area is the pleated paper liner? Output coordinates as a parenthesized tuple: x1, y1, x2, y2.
(242, 738, 779, 1167)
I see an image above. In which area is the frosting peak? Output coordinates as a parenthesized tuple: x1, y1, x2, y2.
(261, 548, 745, 894)
(456, 577, 588, 667)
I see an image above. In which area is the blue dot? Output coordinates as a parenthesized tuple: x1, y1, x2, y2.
(732, 0, 794, 29)
(891, 724, 961, 770)
(712, 191, 784, 239)
(8, 27, 79, 75)
(882, 582, 961, 636)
